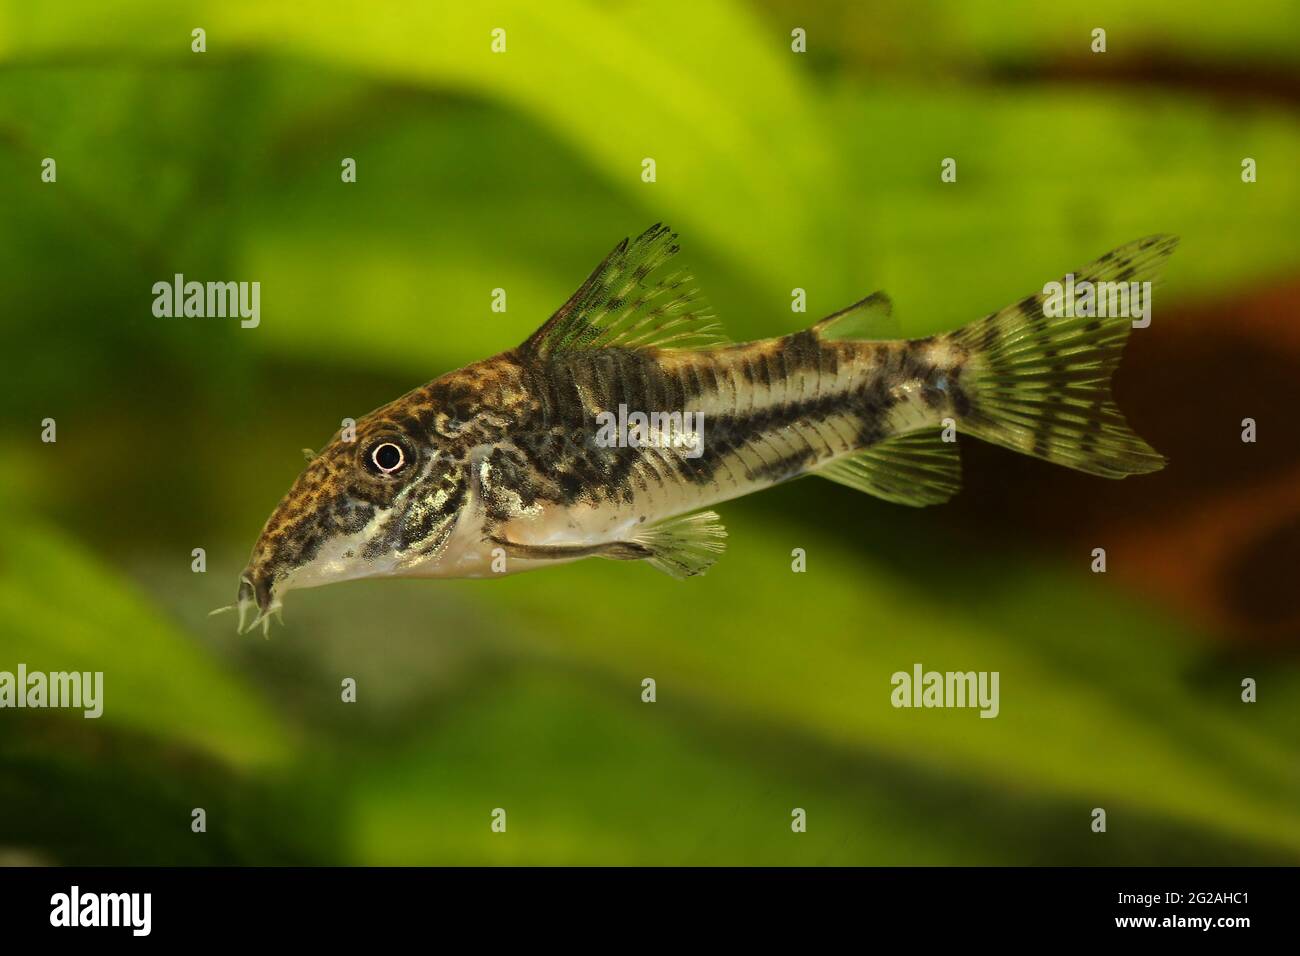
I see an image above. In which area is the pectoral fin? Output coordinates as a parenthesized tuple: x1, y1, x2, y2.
(490, 510, 727, 579)
(621, 510, 727, 578)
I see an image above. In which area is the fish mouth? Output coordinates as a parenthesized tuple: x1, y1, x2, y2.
(226, 568, 283, 638)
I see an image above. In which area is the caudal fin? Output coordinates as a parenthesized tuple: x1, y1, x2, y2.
(949, 235, 1176, 478)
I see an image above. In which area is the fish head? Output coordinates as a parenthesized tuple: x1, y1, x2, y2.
(233, 413, 469, 632)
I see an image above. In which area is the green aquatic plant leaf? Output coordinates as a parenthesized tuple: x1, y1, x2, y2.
(0, 517, 292, 768)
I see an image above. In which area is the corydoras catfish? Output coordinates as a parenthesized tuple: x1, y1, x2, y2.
(222, 224, 1175, 634)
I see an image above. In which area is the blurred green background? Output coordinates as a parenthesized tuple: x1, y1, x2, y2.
(1, 0, 1298, 865)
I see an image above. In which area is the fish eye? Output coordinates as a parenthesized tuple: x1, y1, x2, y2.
(373, 443, 404, 472)
(364, 438, 411, 477)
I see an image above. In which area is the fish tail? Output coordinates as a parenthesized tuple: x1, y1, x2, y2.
(948, 235, 1177, 478)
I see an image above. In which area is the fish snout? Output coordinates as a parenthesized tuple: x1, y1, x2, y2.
(235, 563, 282, 636)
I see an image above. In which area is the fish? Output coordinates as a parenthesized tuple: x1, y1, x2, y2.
(219, 224, 1176, 635)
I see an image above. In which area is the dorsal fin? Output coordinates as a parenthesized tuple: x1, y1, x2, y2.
(521, 224, 728, 357)
(811, 291, 900, 341)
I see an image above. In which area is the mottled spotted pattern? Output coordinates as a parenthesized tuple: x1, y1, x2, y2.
(475, 331, 973, 523)
(236, 226, 1174, 628)
(240, 330, 967, 611)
